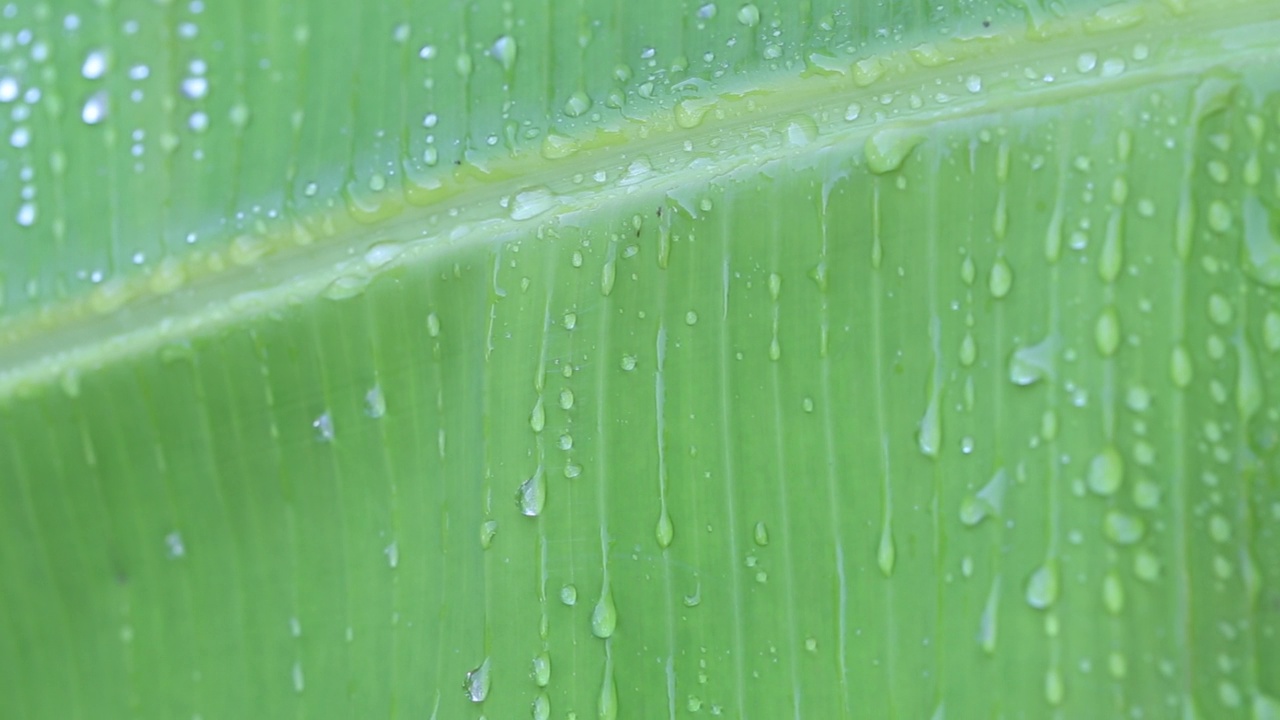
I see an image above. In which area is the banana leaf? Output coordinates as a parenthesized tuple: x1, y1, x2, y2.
(1, 0, 1278, 717)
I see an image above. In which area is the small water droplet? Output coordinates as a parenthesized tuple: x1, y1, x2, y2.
(563, 91, 592, 117)
(560, 584, 578, 605)
(164, 531, 186, 559)
(736, 3, 760, 26)
(81, 91, 109, 124)
(978, 577, 999, 653)
(959, 468, 1009, 527)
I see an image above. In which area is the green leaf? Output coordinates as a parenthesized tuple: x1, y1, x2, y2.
(2, 0, 1279, 717)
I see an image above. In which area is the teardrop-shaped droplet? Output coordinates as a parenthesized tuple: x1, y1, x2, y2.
(591, 589, 617, 638)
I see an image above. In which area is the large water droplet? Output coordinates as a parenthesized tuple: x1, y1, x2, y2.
(490, 35, 518, 72)
(465, 658, 492, 702)
(517, 468, 546, 517)
(1087, 446, 1124, 495)
(1008, 335, 1058, 386)
(533, 652, 552, 687)
(591, 589, 617, 638)
(1025, 561, 1059, 609)
(988, 257, 1013, 298)
(959, 468, 1009, 526)
(865, 129, 924, 174)
(736, 3, 760, 26)
(656, 510, 674, 548)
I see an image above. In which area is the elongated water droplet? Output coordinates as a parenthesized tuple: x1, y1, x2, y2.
(365, 385, 386, 418)
(753, 521, 770, 546)
(656, 510, 674, 548)
(465, 657, 492, 702)
(1099, 211, 1123, 282)
(517, 468, 546, 517)
(601, 259, 616, 296)
(480, 520, 498, 549)
(1025, 561, 1059, 609)
(1102, 571, 1125, 614)
(592, 590, 617, 638)
(598, 654, 618, 720)
(1170, 344, 1193, 388)
(877, 521, 896, 577)
(978, 576, 1000, 653)
(1009, 335, 1058, 386)
(988, 256, 1013, 298)
(1236, 337, 1263, 422)
(490, 35, 518, 72)
(530, 397, 546, 432)
(533, 692, 551, 720)
(959, 468, 1009, 526)
(1242, 197, 1280, 287)
(532, 652, 552, 687)
(1095, 306, 1121, 357)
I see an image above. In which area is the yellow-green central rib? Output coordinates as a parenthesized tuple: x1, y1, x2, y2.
(0, 0, 1276, 397)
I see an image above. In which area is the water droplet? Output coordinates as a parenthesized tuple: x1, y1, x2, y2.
(292, 661, 305, 693)
(533, 692, 551, 720)
(864, 129, 924, 174)
(876, 522, 896, 577)
(164, 531, 186, 559)
(620, 354, 636, 371)
(81, 49, 108, 79)
(1076, 51, 1098, 73)
(1044, 668, 1064, 706)
(736, 3, 760, 26)
(532, 652, 552, 687)
(601, 259, 617, 296)
(511, 187, 556, 221)
(1170, 344, 1193, 388)
(1104, 510, 1145, 544)
(517, 468, 546, 517)
(81, 91, 108, 124)
(656, 510, 674, 548)
(1264, 311, 1280, 352)
(1242, 197, 1280, 287)
(312, 412, 334, 442)
(563, 91, 592, 117)
(959, 468, 1009, 526)
(598, 658, 618, 720)
(560, 584, 578, 605)
(365, 385, 386, 418)
(988, 257, 1013, 298)
(978, 577, 999, 653)
(591, 590, 617, 638)
(1087, 446, 1124, 495)
(1025, 561, 1059, 609)
(480, 520, 498, 549)
(1208, 514, 1231, 543)
(685, 310, 698, 325)
(465, 658, 492, 702)
(753, 521, 769, 546)
(1095, 306, 1120, 357)
(1008, 335, 1058, 386)
(959, 332, 977, 367)
(490, 35, 517, 72)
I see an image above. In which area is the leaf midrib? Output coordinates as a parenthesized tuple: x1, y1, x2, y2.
(0, 0, 1275, 398)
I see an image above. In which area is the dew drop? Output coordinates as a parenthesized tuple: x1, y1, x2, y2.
(480, 520, 498, 549)
(312, 412, 334, 442)
(1008, 335, 1057, 386)
(1170, 344, 1193, 388)
(81, 91, 108, 124)
(736, 3, 760, 26)
(563, 91, 592, 117)
(1104, 510, 1145, 544)
(560, 584, 577, 605)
